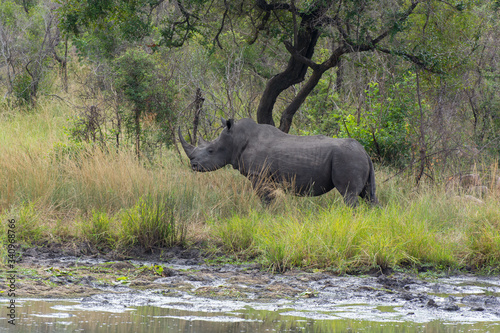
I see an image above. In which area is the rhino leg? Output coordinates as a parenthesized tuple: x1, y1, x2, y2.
(341, 191, 360, 207)
(359, 158, 379, 205)
(360, 184, 379, 205)
(248, 175, 274, 205)
(334, 180, 363, 207)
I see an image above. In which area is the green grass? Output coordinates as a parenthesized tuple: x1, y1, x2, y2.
(79, 210, 116, 250)
(1, 97, 499, 273)
(212, 200, 467, 273)
(118, 195, 186, 250)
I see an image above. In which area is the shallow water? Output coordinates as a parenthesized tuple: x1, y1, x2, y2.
(3, 299, 500, 333)
(5, 252, 500, 332)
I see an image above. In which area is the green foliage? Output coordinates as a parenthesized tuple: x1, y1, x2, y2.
(0, 1, 26, 29)
(119, 195, 184, 250)
(0, 1, 59, 105)
(114, 48, 155, 105)
(60, 48, 177, 156)
(302, 71, 418, 168)
(58, 0, 156, 58)
(300, 71, 340, 136)
(49, 141, 87, 161)
(113, 48, 177, 154)
(80, 210, 116, 250)
(336, 73, 425, 168)
(71, 29, 120, 60)
(472, 61, 500, 154)
(389, 1, 483, 73)
(54, 0, 496, 142)
(301, 70, 430, 169)
(10, 202, 46, 244)
(12, 73, 32, 105)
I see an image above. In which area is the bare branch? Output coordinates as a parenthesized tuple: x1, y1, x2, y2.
(214, 1, 229, 49)
(291, 0, 297, 47)
(283, 40, 321, 71)
(256, 0, 291, 12)
(248, 11, 270, 45)
(372, 1, 421, 45)
(377, 47, 443, 73)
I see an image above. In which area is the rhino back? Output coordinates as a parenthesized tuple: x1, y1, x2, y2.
(238, 132, 369, 195)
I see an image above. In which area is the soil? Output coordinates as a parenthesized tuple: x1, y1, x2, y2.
(2, 242, 500, 323)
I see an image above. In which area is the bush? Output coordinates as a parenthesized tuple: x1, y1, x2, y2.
(336, 75, 421, 168)
(11, 202, 46, 243)
(80, 210, 116, 250)
(118, 195, 184, 250)
(12, 73, 32, 105)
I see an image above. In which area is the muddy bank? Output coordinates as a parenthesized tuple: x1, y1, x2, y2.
(2, 245, 500, 324)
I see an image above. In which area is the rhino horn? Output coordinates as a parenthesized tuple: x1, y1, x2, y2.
(178, 127, 195, 158)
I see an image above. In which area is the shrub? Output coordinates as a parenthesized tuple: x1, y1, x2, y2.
(336, 76, 420, 168)
(11, 202, 46, 243)
(12, 73, 32, 105)
(80, 210, 116, 250)
(118, 195, 184, 250)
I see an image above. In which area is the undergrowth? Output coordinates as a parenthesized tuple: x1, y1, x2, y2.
(1, 98, 499, 274)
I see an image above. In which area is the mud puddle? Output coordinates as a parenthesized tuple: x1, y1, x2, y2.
(3, 297, 500, 333)
(2, 247, 500, 331)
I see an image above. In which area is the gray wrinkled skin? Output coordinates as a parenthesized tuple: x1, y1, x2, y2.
(179, 118, 378, 206)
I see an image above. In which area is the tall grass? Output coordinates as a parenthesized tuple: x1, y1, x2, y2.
(0, 97, 260, 252)
(118, 195, 185, 249)
(79, 210, 116, 250)
(1, 98, 499, 272)
(213, 192, 499, 273)
(0, 99, 259, 215)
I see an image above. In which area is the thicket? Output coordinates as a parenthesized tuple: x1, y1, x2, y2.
(0, 0, 499, 272)
(1, 0, 498, 173)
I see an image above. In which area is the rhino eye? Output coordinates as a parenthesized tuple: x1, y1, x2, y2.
(207, 148, 214, 154)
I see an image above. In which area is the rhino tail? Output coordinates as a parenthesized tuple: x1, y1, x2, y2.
(364, 156, 379, 205)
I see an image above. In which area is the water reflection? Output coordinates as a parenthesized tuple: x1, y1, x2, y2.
(3, 299, 500, 333)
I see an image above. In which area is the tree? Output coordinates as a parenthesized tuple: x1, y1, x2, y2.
(0, 0, 63, 105)
(113, 48, 177, 158)
(58, 0, 484, 132)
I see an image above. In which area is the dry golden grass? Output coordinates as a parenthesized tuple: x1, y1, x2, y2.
(1, 97, 499, 272)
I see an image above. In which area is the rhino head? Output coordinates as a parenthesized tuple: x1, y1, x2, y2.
(178, 118, 234, 172)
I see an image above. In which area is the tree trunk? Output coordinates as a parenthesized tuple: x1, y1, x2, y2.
(135, 109, 141, 159)
(279, 68, 325, 133)
(336, 57, 343, 93)
(63, 38, 68, 92)
(115, 104, 121, 149)
(256, 25, 319, 126)
(191, 88, 204, 144)
(278, 50, 344, 133)
(415, 70, 427, 185)
(53, 38, 68, 93)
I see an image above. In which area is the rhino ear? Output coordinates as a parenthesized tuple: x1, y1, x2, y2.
(198, 136, 207, 146)
(221, 117, 234, 131)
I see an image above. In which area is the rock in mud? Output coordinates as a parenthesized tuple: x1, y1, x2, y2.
(102, 261, 135, 270)
(462, 295, 500, 308)
(427, 299, 438, 308)
(443, 303, 460, 311)
(377, 275, 414, 290)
